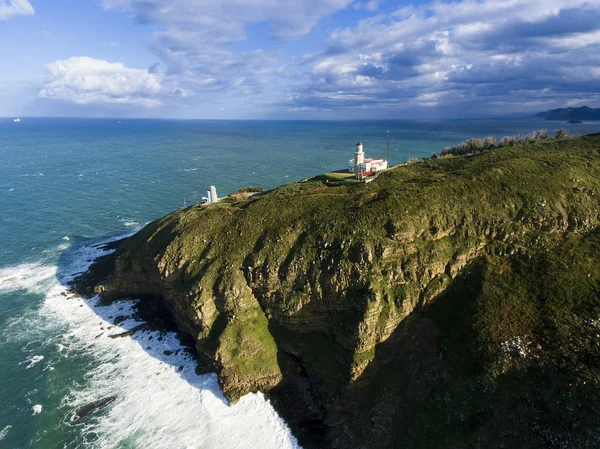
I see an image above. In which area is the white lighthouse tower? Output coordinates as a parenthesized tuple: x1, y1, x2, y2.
(354, 141, 365, 179)
(203, 185, 219, 204)
(208, 185, 218, 203)
(348, 140, 388, 180)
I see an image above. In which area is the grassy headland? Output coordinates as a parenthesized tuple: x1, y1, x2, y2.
(79, 133, 600, 449)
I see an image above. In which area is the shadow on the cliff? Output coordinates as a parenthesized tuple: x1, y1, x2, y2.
(263, 295, 369, 447)
(55, 231, 229, 406)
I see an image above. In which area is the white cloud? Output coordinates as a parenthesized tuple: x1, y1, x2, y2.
(0, 0, 34, 20)
(353, 1, 378, 11)
(365, 0, 379, 12)
(42, 0, 600, 117)
(102, 0, 352, 41)
(98, 0, 354, 112)
(39, 57, 163, 108)
(291, 0, 600, 114)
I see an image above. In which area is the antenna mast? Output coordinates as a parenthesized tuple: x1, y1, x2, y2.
(386, 131, 390, 163)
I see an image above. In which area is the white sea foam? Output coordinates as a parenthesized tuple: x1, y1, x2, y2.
(118, 218, 140, 228)
(2, 235, 301, 449)
(0, 425, 11, 441)
(0, 264, 57, 294)
(32, 404, 43, 415)
(21, 355, 44, 369)
(42, 243, 69, 254)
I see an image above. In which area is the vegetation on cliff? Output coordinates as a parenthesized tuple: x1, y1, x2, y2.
(440, 128, 567, 156)
(80, 133, 600, 448)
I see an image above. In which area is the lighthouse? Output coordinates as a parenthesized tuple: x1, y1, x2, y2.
(208, 185, 218, 203)
(202, 185, 219, 204)
(348, 140, 388, 179)
(354, 141, 365, 175)
(353, 141, 366, 179)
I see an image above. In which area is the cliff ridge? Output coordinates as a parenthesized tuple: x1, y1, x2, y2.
(78, 134, 600, 449)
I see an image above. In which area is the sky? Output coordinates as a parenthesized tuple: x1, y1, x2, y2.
(1, 0, 599, 119)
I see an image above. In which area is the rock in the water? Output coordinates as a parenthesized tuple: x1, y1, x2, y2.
(71, 396, 117, 421)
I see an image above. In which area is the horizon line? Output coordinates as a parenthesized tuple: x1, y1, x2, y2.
(1, 114, 540, 122)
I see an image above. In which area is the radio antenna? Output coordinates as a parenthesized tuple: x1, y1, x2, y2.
(386, 131, 390, 163)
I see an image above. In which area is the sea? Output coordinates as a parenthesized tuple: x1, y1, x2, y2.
(1, 117, 599, 449)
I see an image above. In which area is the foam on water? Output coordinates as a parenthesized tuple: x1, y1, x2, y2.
(21, 355, 45, 369)
(2, 237, 301, 449)
(0, 264, 57, 294)
(0, 425, 12, 441)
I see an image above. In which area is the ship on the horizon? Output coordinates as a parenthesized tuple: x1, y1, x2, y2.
(13, 118, 20, 123)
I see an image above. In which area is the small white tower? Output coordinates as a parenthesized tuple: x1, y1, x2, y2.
(355, 141, 365, 178)
(355, 141, 365, 164)
(209, 185, 218, 203)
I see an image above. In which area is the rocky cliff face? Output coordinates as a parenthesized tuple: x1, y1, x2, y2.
(83, 134, 600, 448)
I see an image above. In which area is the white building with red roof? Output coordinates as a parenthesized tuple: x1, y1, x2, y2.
(348, 141, 388, 179)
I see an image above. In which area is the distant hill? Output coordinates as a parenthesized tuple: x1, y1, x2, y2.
(536, 106, 600, 121)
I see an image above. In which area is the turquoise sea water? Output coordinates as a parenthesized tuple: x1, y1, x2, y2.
(1, 117, 599, 448)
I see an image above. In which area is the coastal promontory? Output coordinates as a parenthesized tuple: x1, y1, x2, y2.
(536, 105, 600, 121)
(78, 134, 600, 449)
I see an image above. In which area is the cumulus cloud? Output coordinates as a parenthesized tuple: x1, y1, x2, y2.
(0, 0, 34, 20)
(291, 0, 600, 115)
(64, 0, 600, 117)
(353, 1, 379, 12)
(99, 0, 353, 112)
(102, 0, 351, 41)
(39, 57, 163, 108)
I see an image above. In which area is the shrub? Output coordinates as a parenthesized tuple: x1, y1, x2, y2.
(498, 136, 518, 147)
(555, 129, 567, 139)
(231, 192, 252, 202)
(235, 187, 264, 194)
(442, 136, 496, 156)
(484, 136, 497, 148)
(442, 129, 552, 156)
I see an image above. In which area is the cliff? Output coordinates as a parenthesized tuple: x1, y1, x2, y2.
(79, 134, 600, 448)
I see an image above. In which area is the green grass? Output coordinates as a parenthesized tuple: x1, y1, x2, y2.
(417, 229, 600, 448)
(104, 133, 600, 447)
(317, 170, 361, 184)
(217, 302, 281, 393)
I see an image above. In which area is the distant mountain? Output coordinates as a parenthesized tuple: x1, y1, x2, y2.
(536, 106, 600, 121)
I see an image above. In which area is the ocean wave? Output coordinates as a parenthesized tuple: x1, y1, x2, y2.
(21, 355, 44, 369)
(0, 425, 12, 441)
(42, 243, 70, 254)
(4, 234, 301, 448)
(0, 263, 57, 294)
